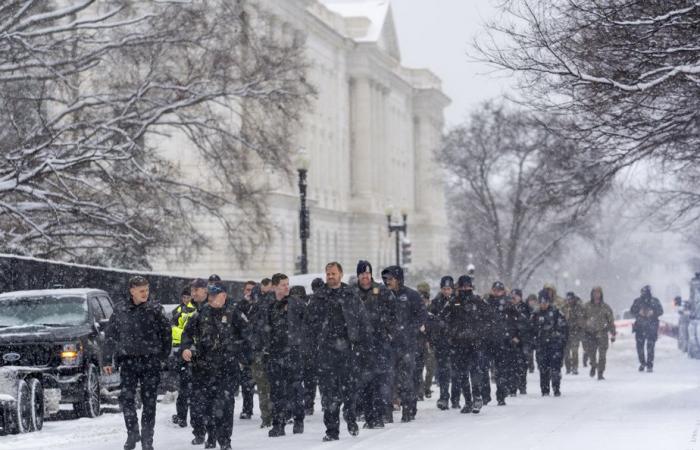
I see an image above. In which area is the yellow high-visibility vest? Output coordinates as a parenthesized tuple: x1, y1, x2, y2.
(171, 302, 196, 346)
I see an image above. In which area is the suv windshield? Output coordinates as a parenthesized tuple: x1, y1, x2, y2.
(0, 296, 89, 327)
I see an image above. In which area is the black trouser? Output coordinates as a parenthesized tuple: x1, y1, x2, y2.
(450, 355, 462, 404)
(238, 364, 255, 416)
(396, 345, 417, 410)
(414, 344, 426, 398)
(319, 348, 356, 438)
(451, 346, 482, 405)
(191, 364, 238, 446)
(514, 345, 529, 393)
(118, 356, 162, 446)
(479, 348, 492, 402)
(536, 344, 564, 394)
(303, 358, 318, 411)
(267, 354, 305, 427)
(175, 362, 192, 421)
(635, 328, 658, 368)
(493, 344, 516, 401)
(362, 344, 392, 424)
(434, 346, 451, 401)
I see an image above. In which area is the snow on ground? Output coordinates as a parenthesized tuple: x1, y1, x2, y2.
(4, 335, 700, 450)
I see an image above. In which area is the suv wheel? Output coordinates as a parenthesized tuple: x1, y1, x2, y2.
(8, 379, 31, 434)
(28, 378, 44, 431)
(73, 363, 101, 418)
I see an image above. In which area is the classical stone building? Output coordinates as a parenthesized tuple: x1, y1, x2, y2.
(154, 0, 450, 279)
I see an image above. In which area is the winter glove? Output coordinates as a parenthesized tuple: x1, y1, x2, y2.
(610, 335, 616, 344)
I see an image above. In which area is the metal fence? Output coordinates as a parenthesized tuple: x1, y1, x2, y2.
(0, 253, 244, 306)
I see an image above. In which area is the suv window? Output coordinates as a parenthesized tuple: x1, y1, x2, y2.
(89, 296, 106, 322)
(97, 296, 114, 318)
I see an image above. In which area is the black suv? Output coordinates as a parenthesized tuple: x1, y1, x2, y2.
(0, 288, 120, 418)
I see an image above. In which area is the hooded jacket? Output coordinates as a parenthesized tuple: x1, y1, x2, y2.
(584, 287, 616, 337)
(381, 266, 427, 350)
(630, 291, 664, 334)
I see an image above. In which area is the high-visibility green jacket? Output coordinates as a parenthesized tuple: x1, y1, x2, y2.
(171, 301, 197, 346)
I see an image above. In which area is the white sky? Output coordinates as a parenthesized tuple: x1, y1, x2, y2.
(391, 0, 516, 127)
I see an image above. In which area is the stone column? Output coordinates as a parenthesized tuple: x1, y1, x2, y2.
(350, 76, 373, 204)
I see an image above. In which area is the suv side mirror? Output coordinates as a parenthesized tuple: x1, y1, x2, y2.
(94, 318, 110, 331)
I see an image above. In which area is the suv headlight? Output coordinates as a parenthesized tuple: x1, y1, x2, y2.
(61, 343, 83, 366)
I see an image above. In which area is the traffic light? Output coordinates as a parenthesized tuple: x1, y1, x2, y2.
(401, 238, 412, 265)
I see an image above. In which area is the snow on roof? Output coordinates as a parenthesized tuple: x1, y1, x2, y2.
(319, 0, 390, 42)
(0, 288, 105, 300)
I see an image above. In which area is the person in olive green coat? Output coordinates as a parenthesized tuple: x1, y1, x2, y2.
(583, 287, 616, 380)
(562, 292, 587, 375)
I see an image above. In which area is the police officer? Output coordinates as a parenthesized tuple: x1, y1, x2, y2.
(304, 278, 324, 415)
(181, 281, 250, 450)
(483, 281, 523, 406)
(381, 265, 427, 423)
(355, 260, 394, 429)
(249, 280, 274, 428)
(631, 285, 664, 372)
(171, 286, 197, 427)
(233, 281, 257, 420)
(263, 274, 306, 437)
(532, 289, 569, 396)
(440, 275, 486, 414)
(104, 276, 171, 450)
(429, 276, 455, 410)
(305, 262, 367, 441)
(510, 289, 531, 394)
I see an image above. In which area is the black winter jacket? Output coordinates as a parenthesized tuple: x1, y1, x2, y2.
(181, 302, 250, 371)
(439, 291, 487, 350)
(104, 299, 171, 365)
(531, 305, 569, 350)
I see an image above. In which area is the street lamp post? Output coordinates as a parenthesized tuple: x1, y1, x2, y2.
(386, 210, 407, 267)
(296, 150, 310, 274)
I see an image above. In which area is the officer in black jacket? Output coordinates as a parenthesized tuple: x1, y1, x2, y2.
(440, 275, 487, 414)
(104, 276, 171, 450)
(483, 281, 524, 406)
(355, 260, 394, 429)
(305, 262, 367, 441)
(233, 281, 257, 420)
(263, 273, 306, 437)
(428, 276, 455, 410)
(532, 289, 569, 396)
(510, 289, 532, 395)
(381, 265, 427, 423)
(181, 281, 250, 450)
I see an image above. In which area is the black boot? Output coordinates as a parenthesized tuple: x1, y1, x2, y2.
(401, 406, 411, 423)
(268, 424, 286, 437)
(347, 421, 359, 436)
(384, 407, 394, 423)
(191, 435, 205, 445)
(123, 432, 140, 450)
(322, 433, 339, 442)
(204, 436, 217, 449)
(436, 399, 449, 410)
(293, 420, 304, 434)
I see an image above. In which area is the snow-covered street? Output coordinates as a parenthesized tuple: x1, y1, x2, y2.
(4, 335, 699, 450)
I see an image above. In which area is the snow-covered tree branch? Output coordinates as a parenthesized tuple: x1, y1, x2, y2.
(474, 0, 699, 217)
(438, 102, 591, 289)
(0, 0, 313, 268)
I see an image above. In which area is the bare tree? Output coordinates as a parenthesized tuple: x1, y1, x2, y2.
(474, 0, 700, 215)
(0, 0, 313, 268)
(438, 102, 591, 289)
